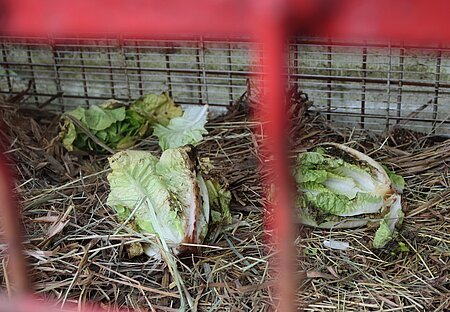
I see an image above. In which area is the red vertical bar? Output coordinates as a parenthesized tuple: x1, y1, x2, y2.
(0, 139, 30, 295)
(254, 2, 297, 311)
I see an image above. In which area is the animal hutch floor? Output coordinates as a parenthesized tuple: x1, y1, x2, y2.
(0, 90, 449, 312)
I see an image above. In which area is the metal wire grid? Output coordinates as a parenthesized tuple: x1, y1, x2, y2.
(0, 37, 254, 114)
(291, 40, 450, 134)
(1, 36, 450, 134)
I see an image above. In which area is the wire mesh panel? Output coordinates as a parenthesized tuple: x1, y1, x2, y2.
(1, 36, 450, 135)
(290, 39, 450, 135)
(0, 37, 253, 113)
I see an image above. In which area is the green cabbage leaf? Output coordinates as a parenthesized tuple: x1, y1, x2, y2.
(153, 105, 208, 151)
(61, 104, 148, 152)
(60, 92, 187, 153)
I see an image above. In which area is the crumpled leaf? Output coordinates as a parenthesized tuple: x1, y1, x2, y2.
(84, 105, 126, 131)
(382, 165, 405, 194)
(205, 179, 232, 225)
(61, 122, 77, 151)
(66, 106, 86, 121)
(373, 194, 404, 248)
(153, 105, 208, 150)
(373, 219, 392, 249)
(130, 92, 182, 126)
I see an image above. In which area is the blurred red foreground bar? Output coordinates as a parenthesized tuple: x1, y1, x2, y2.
(3, 0, 450, 42)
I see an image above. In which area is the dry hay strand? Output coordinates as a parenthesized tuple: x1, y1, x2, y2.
(0, 87, 449, 311)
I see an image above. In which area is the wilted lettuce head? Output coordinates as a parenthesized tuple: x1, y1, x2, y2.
(106, 146, 231, 258)
(106, 146, 209, 258)
(296, 143, 405, 248)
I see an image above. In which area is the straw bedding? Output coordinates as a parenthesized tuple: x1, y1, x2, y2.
(0, 88, 449, 311)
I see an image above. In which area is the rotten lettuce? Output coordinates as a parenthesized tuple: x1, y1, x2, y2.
(130, 92, 182, 126)
(296, 143, 405, 248)
(106, 147, 231, 258)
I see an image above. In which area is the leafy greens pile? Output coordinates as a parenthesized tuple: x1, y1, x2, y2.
(106, 146, 232, 258)
(60, 92, 229, 259)
(60, 93, 208, 153)
(296, 142, 405, 248)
